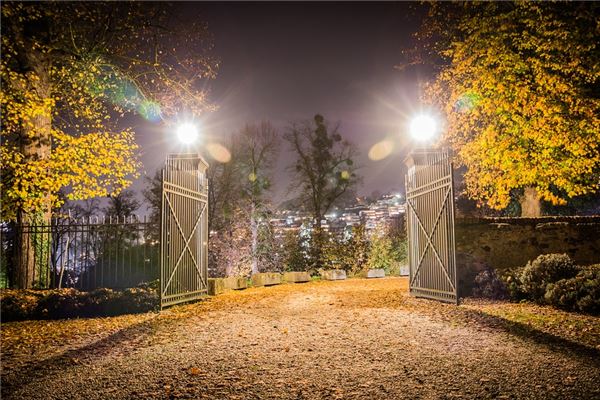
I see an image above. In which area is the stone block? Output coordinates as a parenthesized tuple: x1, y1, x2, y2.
(366, 268, 385, 278)
(223, 276, 248, 290)
(282, 271, 311, 283)
(207, 278, 225, 296)
(399, 265, 409, 276)
(251, 272, 282, 287)
(321, 269, 347, 281)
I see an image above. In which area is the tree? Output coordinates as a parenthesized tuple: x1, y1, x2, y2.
(421, 2, 600, 216)
(285, 114, 360, 266)
(208, 207, 253, 277)
(207, 137, 242, 234)
(65, 199, 102, 220)
(280, 229, 309, 272)
(367, 224, 407, 276)
(102, 188, 142, 246)
(1, 3, 216, 287)
(322, 224, 370, 274)
(237, 121, 280, 274)
(142, 170, 162, 244)
(104, 189, 141, 218)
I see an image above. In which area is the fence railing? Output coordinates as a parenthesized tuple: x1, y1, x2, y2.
(0, 216, 159, 290)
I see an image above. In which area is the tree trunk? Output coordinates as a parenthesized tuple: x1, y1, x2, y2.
(224, 229, 234, 277)
(15, 211, 35, 289)
(520, 187, 541, 217)
(14, 56, 52, 288)
(250, 202, 259, 275)
(310, 212, 324, 271)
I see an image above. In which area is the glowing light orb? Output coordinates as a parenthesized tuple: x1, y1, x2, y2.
(368, 139, 394, 161)
(138, 100, 161, 122)
(455, 91, 480, 113)
(176, 123, 199, 145)
(206, 142, 232, 163)
(409, 115, 438, 142)
(340, 170, 350, 180)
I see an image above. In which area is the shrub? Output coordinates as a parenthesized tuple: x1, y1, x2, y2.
(36, 289, 85, 319)
(115, 287, 159, 314)
(367, 232, 406, 276)
(1, 285, 159, 322)
(281, 229, 309, 272)
(83, 288, 119, 316)
(545, 265, 600, 315)
(502, 268, 526, 301)
(322, 225, 370, 275)
(0, 290, 44, 321)
(472, 269, 508, 300)
(367, 234, 393, 272)
(519, 254, 579, 302)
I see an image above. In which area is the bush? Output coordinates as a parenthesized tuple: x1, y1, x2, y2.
(322, 225, 370, 275)
(35, 289, 84, 319)
(1, 285, 158, 322)
(502, 269, 526, 301)
(545, 265, 600, 315)
(519, 254, 579, 301)
(0, 290, 44, 321)
(366, 231, 406, 276)
(472, 269, 508, 300)
(83, 288, 120, 316)
(115, 287, 159, 314)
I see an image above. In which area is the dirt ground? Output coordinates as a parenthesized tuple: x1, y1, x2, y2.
(2, 277, 599, 399)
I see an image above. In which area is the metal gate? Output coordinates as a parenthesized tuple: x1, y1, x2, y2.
(405, 148, 458, 304)
(160, 154, 209, 308)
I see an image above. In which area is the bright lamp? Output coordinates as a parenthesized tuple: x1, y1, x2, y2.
(409, 114, 438, 142)
(176, 123, 199, 145)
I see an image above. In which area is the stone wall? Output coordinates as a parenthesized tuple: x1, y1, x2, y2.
(455, 216, 600, 295)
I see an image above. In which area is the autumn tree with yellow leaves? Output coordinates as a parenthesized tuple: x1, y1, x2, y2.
(421, 2, 600, 216)
(1, 2, 216, 287)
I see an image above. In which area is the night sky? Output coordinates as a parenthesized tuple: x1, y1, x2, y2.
(135, 2, 431, 204)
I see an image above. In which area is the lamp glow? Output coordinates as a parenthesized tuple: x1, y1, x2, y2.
(409, 114, 438, 142)
(176, 123, 199, 145)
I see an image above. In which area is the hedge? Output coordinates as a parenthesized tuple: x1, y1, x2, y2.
(1, 284, 158, 322)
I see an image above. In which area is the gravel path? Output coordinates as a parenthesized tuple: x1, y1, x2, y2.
(2, 278, 599, 399)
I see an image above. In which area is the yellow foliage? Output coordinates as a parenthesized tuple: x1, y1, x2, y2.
(1, 3, 215, 220)
(0, 50, 140, 219)
(423, 3, 600, 210)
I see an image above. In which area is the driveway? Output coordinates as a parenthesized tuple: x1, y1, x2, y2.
(2, 278, 599, 399)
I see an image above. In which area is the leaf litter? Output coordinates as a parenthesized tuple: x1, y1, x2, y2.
(2, 278, 599, 399)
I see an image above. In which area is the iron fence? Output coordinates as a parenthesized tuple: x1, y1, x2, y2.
(0, 216, 159, 290)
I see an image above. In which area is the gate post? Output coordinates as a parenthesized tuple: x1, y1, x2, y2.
(160, 153, 209, 309)
(405, 148, 458, 304)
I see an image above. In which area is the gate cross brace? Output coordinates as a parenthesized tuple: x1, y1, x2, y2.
(407, 187, 455, 290)
(162, 194, 207, 296)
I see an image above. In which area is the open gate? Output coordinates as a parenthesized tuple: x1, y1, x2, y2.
(405, 148, 458, 304)
(160, 154, 209, 309)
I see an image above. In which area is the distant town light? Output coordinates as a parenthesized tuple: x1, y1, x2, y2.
(176, 123, 199, 145)
(409, 114, 438, 142)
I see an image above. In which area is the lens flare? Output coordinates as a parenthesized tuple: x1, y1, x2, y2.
(206, 142, 232, 163)
(84, 66, 163, 122)
(368, 139, 394, 161)
(138, 100, 161, 122)
(455, 92, 481, 113)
